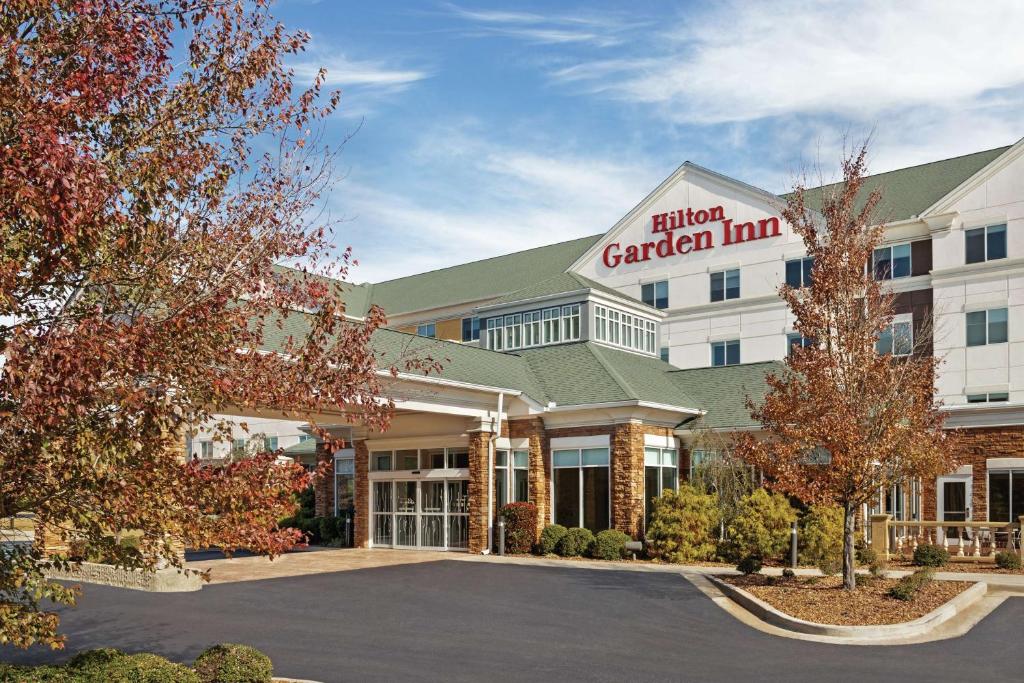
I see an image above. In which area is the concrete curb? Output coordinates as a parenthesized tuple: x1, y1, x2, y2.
(45, 561, 202, 592)
(705, 574, 988, 640)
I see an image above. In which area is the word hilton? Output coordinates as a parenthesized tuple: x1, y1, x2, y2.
(602, 205, 781, 268)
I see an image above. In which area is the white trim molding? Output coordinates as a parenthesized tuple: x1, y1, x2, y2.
(550, 434, 610, 450)
(987, 458, 1024, 470)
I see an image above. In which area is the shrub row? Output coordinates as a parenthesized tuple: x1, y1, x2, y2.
(0, 643, 271, 682)
(277, 513, 349, 546)
(537, 525, 631, 560)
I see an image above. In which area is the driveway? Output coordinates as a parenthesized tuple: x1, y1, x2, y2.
(3, 560, 1021, 682)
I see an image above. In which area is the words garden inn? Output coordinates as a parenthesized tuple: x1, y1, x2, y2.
(195, 139, 1024, 554)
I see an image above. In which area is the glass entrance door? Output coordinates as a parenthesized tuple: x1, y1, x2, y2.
(939, 476, 971, 544)
(371, 479, 469, 550)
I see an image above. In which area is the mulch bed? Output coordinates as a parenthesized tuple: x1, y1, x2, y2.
(721, 574, 972, 626)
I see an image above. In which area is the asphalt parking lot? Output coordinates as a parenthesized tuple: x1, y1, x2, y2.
(3, 559, 1022, 682)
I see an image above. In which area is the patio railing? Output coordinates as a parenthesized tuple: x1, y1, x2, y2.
(869, 514, 1024, 562)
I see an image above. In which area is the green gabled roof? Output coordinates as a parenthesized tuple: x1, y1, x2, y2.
(793, 146, 1010, 223)
(669, 361, 783, 430)
(283, 438, 318, 455)
(517, 342, 698, 409)
(365, 234, 603, 316)
(489, 271, 644, 308)
(271, 265, 375, 318)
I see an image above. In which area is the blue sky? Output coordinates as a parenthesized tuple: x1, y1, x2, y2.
(277, 0, 1024, 283)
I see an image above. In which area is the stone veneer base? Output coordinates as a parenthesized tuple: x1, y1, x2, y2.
(45, 561, 202, 592)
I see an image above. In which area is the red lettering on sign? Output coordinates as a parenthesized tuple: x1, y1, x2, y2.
(602, 243, 622, 267)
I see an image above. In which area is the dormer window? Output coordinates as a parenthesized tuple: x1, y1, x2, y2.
(594, 304, 657, 354)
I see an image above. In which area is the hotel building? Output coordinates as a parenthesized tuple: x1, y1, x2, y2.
(206, 138, 1024, 554)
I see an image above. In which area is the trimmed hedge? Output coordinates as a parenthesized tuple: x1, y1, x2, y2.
(912, 544, 950, 568)
(799, 505, 842, 569)
(995, 551, 1022, 570)
(725, 489, 797, 563)
(645, 484, 720, 563)
(557, 527, 595, 557)
(193, 643, 273, 683)
(592, 529, 631, 560)
(499, 502, 538, 554)
(538, 524, 567, 555)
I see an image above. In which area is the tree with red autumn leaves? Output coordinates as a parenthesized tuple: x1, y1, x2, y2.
(0, 0, 410, 648)
(733, 144, 955, 590)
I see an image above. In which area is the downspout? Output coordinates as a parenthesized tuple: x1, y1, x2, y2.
(484, 392, 504, 554)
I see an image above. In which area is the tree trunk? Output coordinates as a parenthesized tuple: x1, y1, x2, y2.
(843, 501, 857, 590)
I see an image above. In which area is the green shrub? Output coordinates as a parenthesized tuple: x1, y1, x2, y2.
(888, 569, 934, 601)
(736, 554, 763, 575)
(725, 489, 797, 562)
(645, 484, 720, 563)
(538, 524, 567, 555)
(912, 544, 950, 568)
(499, 502, 538, 554)
(0, 663, 69, 682)
(67, 647, 126, 674)
(193, 643, 272, 683)
(869, 557, 888, 578)
(100, 653, 201, 683)
(816, 554, 841, 576)
(856, 546, 878, 567)
(591, 529, 631, 560)
(556, 527, 595, 557)
(318, 516, 342, 544)
(995, 551, 1022, 570)
(781, 567, 795, 579)
(799, 505, 843, 569)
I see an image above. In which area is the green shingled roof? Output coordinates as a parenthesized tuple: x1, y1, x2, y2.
(517, 342, 698, 409)
(489, 271, 644, 307)
(793, 146, 1009, 223)
(669, 361, 783, 430)
(364, 234, 603, 316)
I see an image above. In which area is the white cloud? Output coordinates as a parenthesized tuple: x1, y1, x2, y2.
(442, 2, 646, 48)
(291, 52, 429, 90)
(333, 127, 662, 283)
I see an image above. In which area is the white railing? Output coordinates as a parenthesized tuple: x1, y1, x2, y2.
(869, 515, 1023, 562)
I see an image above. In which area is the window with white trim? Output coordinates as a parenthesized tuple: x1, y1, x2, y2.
(641, 280, 669, 309)
(965, 224, 1006, 264)
(504, 313, 522, 349)
(523, 310, 541, 347)
(988, 469, 1024, 523)
(552, 447, 610, 531)
(486, 317, 503, 350)
(966, 308, 1008, 347)
(592, 304, 656, 354)
(644, 447, 678, 527)
(542, 307, 560, 344)
(876, 319, 913, 356)
(495, 449, 529, 508)
(416, 323, 436, 338)
(966, 392, 1009, 403)
(711, 339, 740, 366)
(710, 268, 740, 302)
(873, 243, 911, 280)
(785, 257, 813, 288)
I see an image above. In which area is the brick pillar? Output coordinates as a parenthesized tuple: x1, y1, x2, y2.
(35, 520, 68, 558)
(611, 422, 645, 539)
(468, 430, 492, 553)
(354, 440, 370, 548)
(510, 417, 549, 535)
(314, 441, 335, 517)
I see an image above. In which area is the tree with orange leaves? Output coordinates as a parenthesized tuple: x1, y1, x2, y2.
(733, 143, 955, 590)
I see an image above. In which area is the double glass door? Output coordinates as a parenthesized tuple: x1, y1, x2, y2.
(372, 479, 468, 550)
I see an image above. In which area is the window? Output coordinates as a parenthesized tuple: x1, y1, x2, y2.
(263, 436, 278, 452)
(396, 449, 419, 470)
(420, 448, 446, 469)
(711, 339, 740, 366)
(416, 323, 436, 338)
(644, 447, 678, 527)
(371, 451, 392, 471)
(542, 307, 560, 344)
(562, 304, 581, 341)
(595, 306, 608, 342)
(641, 280, 669, 309)
(199, 440, 213, 458)
(873, 243, 912, 280)
(552, 447, 610, 531)
(232, 437, 247, 454)
(659, 347, 670, 362)
(785, 257, 814, 288)
(876, 320, 913, 356)
(461, 317, 480, 342)
(504, 314, 522, 349)
(486, 317, 503, 350)
(966, 224, 1007, 264)
(495, 449, 529, 509)
(786, 333, 813, 355)
(446, 448, 469, 469)
(297, 434, 313, 443)
(689, 449, 723, 478)
(966, 308, 1008, 346)
(988, 470, 1024, 523)
(646, 321, 657, 354)
(710, 269, 740, 302)
(334, 455, 355, 514)
(966, 392, 1009, 403)
(608, 309, 620, 345)
(523, 311, 542, 347)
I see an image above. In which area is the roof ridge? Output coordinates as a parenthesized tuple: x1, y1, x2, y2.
(586, 342, 642, 401)
(377, 326, 526, 360)
(668, 359, 783, 374)
(369, 233, 604, 287)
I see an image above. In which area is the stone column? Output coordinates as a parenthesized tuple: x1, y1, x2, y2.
(870, 514, 891, 559)
(467, 429, 492, 553)
(353, 440, 370, 548)
(314, 441, 335, 517)
(611, 422, 645, 539)
(510, 417, 548, 535)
